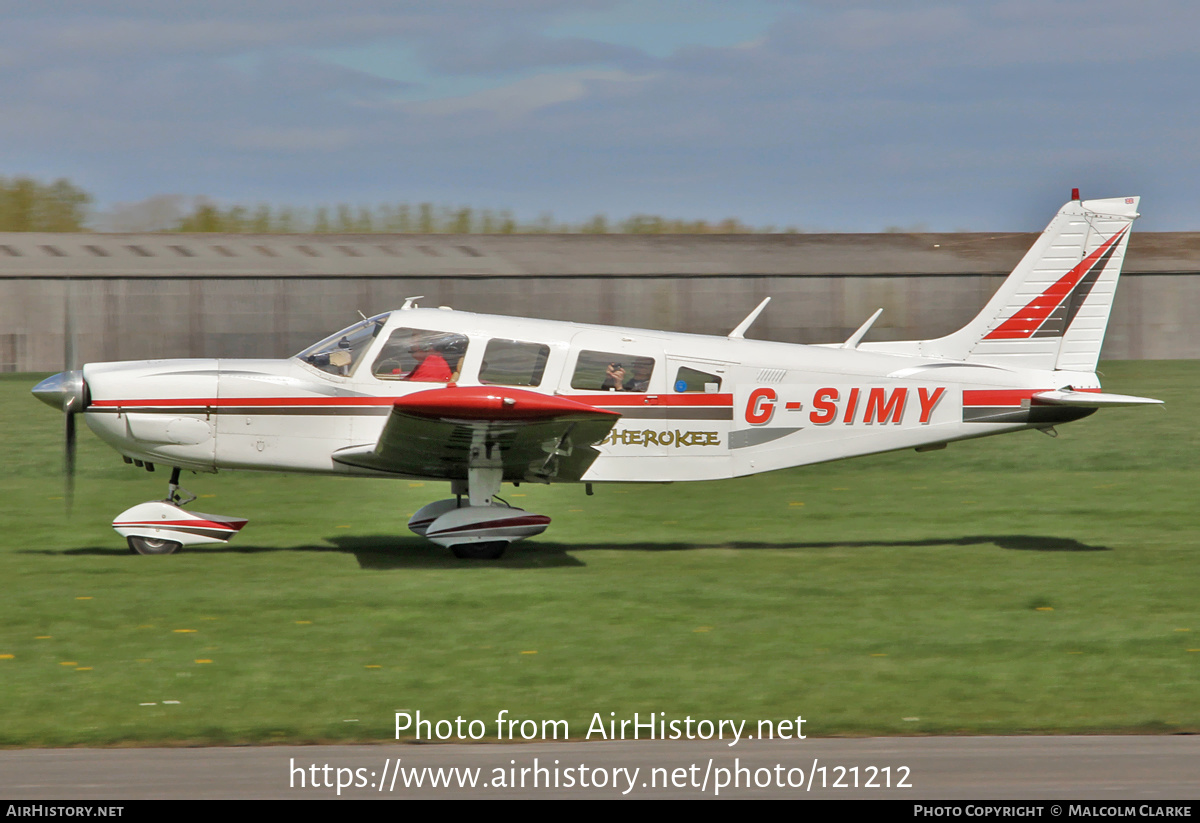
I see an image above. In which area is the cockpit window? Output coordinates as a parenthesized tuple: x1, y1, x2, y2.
(571, 350, 655, 392)
(295, 313, 390, 377)
(480, 339, 550, 387)
(372, 328, 469, 382)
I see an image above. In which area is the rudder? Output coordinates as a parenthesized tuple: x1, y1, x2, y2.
(922, 194, 1139, 371)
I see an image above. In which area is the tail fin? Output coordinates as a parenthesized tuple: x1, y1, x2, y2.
(923, 195, 1139, 371)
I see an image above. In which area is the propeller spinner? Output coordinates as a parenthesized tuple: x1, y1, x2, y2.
(32, 370, 90, 507)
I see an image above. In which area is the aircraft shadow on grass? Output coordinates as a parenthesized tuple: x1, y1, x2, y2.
(30, 536, 584, 569)
(32, 533, 1108, 569)
(530, 534, 1110, 554)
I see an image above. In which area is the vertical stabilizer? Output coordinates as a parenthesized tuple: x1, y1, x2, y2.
(922, 195, 1139, 371)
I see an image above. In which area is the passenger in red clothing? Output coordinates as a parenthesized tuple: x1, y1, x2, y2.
(405, 344, 452, 381)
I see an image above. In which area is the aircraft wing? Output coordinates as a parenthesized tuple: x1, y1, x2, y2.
(331, 387, 620, 482)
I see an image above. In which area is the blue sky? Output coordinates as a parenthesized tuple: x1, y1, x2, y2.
(2, 1, 1197, 231)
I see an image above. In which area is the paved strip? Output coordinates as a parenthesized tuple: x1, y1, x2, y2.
(2, 736, 1198, 799)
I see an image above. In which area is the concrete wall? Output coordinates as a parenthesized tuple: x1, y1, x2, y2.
(3, 232, 1198, 372)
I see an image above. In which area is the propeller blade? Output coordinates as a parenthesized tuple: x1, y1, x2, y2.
(64, 295, 76, 372)
(62, 282, 78, 512)
(65, 400, 76, 512)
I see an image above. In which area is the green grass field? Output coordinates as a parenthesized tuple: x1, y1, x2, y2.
(1, 362, 1197, 747)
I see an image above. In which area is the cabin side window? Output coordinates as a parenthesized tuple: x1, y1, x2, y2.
(479, 339, 550, 387)
(372, 329, 469, 382)
(570, 350, 655, 392)
(674, 366, 722, 393)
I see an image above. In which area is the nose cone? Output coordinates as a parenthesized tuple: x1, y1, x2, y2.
(32, 371, 85, 411)
(33, 372, 69, 409)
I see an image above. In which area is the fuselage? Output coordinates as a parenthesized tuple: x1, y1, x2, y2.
(80, 306, 1098, 483)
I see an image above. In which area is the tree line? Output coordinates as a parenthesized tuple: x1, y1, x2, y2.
(0, 176, 92, 232)
(0, 174, 798, 234)
(173, 201, 792, 234)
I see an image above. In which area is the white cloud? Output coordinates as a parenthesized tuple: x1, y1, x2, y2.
(225, 126, 359, 152)
(398, 70, 646, 120)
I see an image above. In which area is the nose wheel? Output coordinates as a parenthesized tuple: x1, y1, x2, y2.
(449, 541, 509, 560)
(127, 535, 183, 555)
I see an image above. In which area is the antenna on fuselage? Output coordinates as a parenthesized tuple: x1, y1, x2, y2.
(401, 296, 425, 311)
(728, 297, 771, 340)
(841, 308, 883, 349)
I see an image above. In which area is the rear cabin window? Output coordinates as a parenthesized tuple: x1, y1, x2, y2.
(372, 329, 469, 383)
(571, 350, 655, 393)
(674, 366, 722, 393)
(479, 339, 550, 387)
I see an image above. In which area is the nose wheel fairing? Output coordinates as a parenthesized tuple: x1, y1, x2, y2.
(112, 500, 248, 552)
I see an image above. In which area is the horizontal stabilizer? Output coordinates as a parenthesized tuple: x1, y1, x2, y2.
(1032, 390, 1163, 408)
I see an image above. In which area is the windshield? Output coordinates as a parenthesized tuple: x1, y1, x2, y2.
(295, 312, 391, 377)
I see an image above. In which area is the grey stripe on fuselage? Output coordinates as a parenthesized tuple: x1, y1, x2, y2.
(963, 407, 1096, 424)
(729, 427, 802, 449)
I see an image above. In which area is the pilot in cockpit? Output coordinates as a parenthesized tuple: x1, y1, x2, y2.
(404, 341, 452, 381)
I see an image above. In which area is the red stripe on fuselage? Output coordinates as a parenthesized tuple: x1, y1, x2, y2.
(91, 393, 735, 411)
(963, 389, 1047, 407)
(562, 393, 733, 407)
(91, 396, 396, 408)
(962, 387, 1101, 407)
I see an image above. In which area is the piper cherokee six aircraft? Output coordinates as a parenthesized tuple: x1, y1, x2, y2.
(33, 192, 1161, 558)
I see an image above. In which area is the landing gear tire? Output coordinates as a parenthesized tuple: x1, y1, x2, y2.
(127, 535, 182, 555)
(450, 541, 507, 560)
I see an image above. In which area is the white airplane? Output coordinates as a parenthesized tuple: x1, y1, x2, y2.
(33, 193, 1161, 558)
